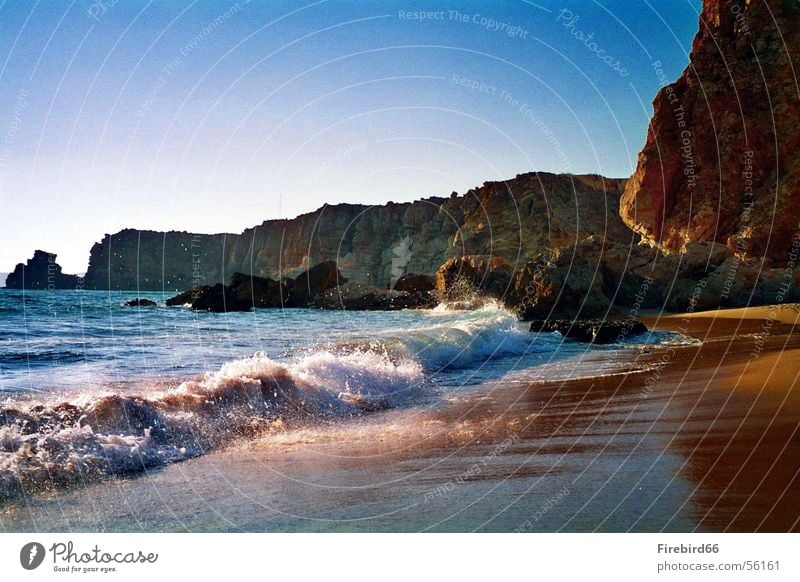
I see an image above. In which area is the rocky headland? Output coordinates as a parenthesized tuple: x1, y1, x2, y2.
(4, 251, 81, 290)
(81, 172, 627, 292)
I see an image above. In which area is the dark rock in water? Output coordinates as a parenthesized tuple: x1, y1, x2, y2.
(124, 298, 157, 307)
(166, 272, 291, 311)
(4, 250, 81, 290)
(227, 272, 293, 308)
(391, 290, 438, 310)
(292, 260, 347, 306)
(182, 284, 216, 311)
(435, 255, 513, 303)
(166, 289, 195, 306)
(530, 319, 648, 344)
(282, 276, 297, 301)
(316, 287, 386, 310)
(165, 264, 342, 312)
(393, 273, 436, 293)
(312, 283, 438, 311)
(186, 283, 252, 313)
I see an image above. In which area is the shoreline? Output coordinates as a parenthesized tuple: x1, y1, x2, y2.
(1, 304, 798, 532)
(638, 305, 800, 530)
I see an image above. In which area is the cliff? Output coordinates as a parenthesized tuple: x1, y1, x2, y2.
(4, 251, 82, 290)
(83, 172, 628, 291)
(620, 0, 800, 264)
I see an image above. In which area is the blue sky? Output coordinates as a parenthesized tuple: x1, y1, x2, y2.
(0, 0, 701, 273)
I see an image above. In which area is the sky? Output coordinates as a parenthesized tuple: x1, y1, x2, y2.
(0, 0, 702, 274)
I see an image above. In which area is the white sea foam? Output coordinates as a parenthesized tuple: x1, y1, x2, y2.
(0, 304, 542, 500)
(394, 308, 553, 370)
(0, 349, 423, 500)
(4, 302, 686, 501)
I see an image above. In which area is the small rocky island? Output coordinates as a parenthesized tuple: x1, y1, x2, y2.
(4, 250, 81, 290)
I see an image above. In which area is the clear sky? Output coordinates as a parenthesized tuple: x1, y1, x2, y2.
(0, 0, 701, 274)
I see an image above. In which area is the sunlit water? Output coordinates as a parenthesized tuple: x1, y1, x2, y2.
(0, 289, 693, 520)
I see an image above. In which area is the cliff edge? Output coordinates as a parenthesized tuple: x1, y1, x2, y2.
(83, 172, 628, 291)
(620, 0, 800, 263)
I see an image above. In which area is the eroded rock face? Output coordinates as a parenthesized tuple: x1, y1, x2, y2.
(392, 273, 436, 293)
(620, 0, 800, 265)
(4, 251, 81, 290)
(291, 260, 347, 307)
(513, 235, 799, 317)
(435, 255, 514, 302)
(83, 172, 627, 291)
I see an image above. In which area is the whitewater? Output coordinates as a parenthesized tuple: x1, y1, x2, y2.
(0, 289, 692, 502)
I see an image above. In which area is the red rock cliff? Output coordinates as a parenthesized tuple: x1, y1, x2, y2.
(620, 0, 800, 264)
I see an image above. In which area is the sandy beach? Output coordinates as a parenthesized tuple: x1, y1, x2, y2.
(637, 305, 800, 531)
(2, 304, 798, 532)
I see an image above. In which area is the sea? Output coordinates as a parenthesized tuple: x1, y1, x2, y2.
(0, 289, 700, 531)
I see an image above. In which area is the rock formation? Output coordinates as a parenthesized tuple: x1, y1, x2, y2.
(392, 273, 436, 293)
(481, 0, 800, 320)
(514, 238, 619, 319)
(123, 298, 157, 307)
(312, 284, 438, 311)
(227, 272, 295, 309)
(435, 255, 514, 304)
(169, 261, 347, 312)
(530, 319, 648, 344)
(44, 1, 800, 319)
(83, 229, 231, 292)
(511, 235, 800, 320)
(182, 283, 251, 313)
(4, 251, 81, 290)
(291, 260, 347, 307)
(620, 0, 800, 264)
(83, 172, 628, 291)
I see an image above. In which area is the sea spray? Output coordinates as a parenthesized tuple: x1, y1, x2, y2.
(0, 302, 542, 501)
(0, 349, 423, 500)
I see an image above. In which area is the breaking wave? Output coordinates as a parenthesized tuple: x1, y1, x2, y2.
(0, 302, 549, 500)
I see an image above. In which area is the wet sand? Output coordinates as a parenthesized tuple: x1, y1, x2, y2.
(2, 305, 799, 532)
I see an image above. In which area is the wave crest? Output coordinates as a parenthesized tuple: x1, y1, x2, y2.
(0, 347, 426, 500)
(0, 303, 543, 501)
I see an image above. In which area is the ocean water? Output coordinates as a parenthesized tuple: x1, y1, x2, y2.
(0, 289, 689, 507)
